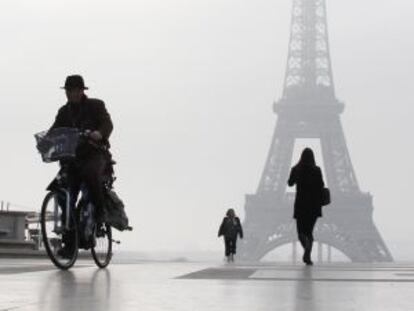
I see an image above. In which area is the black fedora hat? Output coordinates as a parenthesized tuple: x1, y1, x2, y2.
(61, 75, 89, 90)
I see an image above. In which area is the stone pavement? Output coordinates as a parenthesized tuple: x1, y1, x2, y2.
(0, 258, 413, 311)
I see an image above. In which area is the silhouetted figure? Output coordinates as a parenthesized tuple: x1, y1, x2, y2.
(288, 148, 325, 265)
(218, 209, 243, 262)
(50, 75, 113, 256)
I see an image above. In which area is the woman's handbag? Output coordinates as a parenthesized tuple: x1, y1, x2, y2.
(321, 187, 331, 206)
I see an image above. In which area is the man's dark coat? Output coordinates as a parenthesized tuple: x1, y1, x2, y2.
(288, 164, 324, 219)
(51, 95, 113, 158)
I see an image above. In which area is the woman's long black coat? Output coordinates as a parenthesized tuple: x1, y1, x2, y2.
(288, 164, 325, 219)
(50, 95, 113, 158)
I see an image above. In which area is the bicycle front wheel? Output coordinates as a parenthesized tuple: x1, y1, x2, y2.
(40, 191, 79, 270)
(91, 223, 112, 268)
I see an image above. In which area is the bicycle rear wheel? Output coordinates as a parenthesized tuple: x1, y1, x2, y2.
(91, 223, 112, 268)
(40, 191, 79, 270)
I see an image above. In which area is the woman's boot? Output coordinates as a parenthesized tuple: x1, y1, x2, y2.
(303, 237, 313, 265)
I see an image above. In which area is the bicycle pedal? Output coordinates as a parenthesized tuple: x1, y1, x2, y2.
(111, 239, 121, 244)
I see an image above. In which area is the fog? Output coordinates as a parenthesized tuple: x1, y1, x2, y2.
(0, 0, 413, 260)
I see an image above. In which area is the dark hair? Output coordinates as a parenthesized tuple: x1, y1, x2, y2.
(298, 148, 316, 167)
(226, 208, 236, 218)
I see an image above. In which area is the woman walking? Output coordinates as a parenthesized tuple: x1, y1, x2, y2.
(218, 209, 243, 262)
(288, 148, 325, 265)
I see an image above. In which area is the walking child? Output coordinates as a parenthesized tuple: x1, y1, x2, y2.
(218, 209, 243, 262)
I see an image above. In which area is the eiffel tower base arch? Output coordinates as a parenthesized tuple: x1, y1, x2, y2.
(238, 193, 393, 262)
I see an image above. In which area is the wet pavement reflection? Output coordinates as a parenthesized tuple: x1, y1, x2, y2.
(0, 260, 413, 311)
(38, 269, 113, 311)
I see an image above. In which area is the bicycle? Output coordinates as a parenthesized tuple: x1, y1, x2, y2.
(35, 127, 114, 270)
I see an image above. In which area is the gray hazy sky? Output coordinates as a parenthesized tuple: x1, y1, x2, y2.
(0, 0, 413, 259)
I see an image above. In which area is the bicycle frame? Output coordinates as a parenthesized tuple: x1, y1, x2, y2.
(38, 127, 114, 269)
(47, 166, 80, 233)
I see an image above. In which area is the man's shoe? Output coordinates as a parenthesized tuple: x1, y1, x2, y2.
(57, 247, 74, 259)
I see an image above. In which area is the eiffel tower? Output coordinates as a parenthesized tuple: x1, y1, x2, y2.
(238, 0, 393, 262)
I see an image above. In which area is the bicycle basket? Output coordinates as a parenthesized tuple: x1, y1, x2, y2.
(35, 127, 80, 163)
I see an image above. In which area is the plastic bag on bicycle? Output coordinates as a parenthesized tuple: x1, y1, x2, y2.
(103, 189, 129, 231)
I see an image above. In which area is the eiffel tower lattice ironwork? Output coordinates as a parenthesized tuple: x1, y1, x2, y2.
(238, 0, 393, 262)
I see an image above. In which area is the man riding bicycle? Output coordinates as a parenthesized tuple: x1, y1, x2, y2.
(50, 75, 113, 254)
